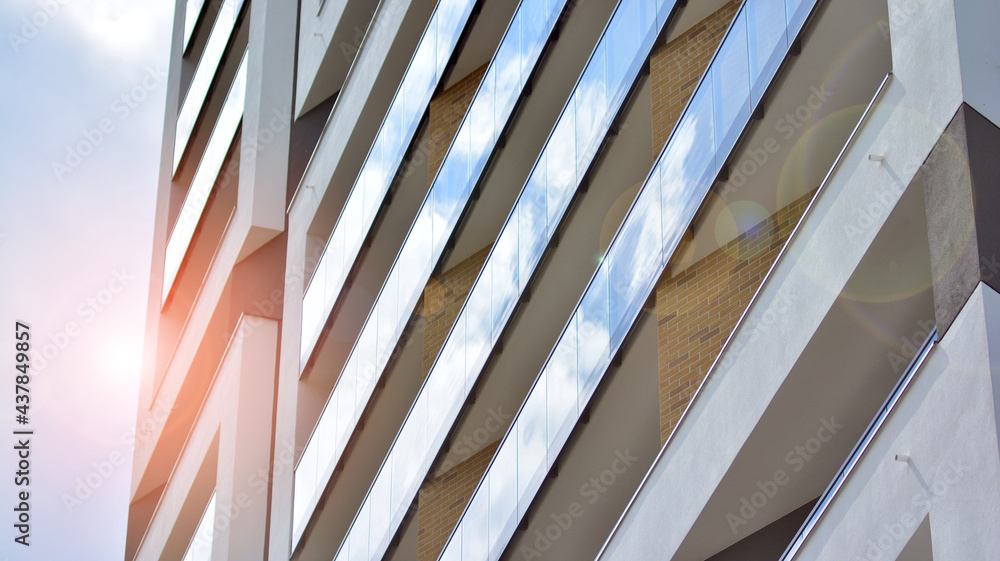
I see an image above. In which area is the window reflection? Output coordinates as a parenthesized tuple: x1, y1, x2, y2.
(174, 0, 245, 173)
(298, 0, 473, 368)
(163, 51, 248, 305)
(181, 492, 216, 561)
(440, 0, 815, 558)
(294, 0, 564, 547)
(183, 0, 207, 51)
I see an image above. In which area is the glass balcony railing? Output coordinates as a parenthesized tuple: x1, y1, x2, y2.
(298, 0, 477, 369)
(182, 0, 208, 52)
(291, 0, 566, 546)
(323, 0, 682, 559)
(163, 49, 248, 306)
(181, 491, 216, 561)
(173, 0, 247, 175)
(438, 0, 819, 559)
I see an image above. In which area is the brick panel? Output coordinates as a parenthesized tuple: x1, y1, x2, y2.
(657, 191, 815, 445)
(417, 440, 500, 561)
(428, 64, 488, 182)
(650, 0, 740, 156)
(421, 246, 491, 378)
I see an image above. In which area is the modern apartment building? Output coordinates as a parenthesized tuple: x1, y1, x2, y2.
(128, 0, 1000, 559)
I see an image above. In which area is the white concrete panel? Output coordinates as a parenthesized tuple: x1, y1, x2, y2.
(795, 285, 1000, 561)
(213, 316, 279, 561)
(134, 367, 222, 561)
(135, 315, 279, 561)
(295, 0, 378, 117)
(597, 0, 968, 557)
(953, 0, 1000, 128)
(239, 0, 295, 259)
(290, 0, 419, 224)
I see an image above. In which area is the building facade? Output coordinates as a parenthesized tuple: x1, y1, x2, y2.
(129, 0, 1000, 559)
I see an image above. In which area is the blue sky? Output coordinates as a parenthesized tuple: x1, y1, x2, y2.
(1, 0, 172, 558)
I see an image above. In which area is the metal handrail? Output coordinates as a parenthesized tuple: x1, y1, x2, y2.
(780, 327, 937, 559)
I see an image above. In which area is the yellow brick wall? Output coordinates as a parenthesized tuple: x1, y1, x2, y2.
(411, 5, 755, 555)
(428, 64, 488, 182)
(412, 65, 496, 560)
(650, 0, 740, 156)
(421, 246, 491, 378)
(657, 191, 815, 445)
(416, 440, 500, 561)
(420, 62, 494, 377)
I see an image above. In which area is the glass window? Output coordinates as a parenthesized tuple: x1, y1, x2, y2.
(368, 474, 392, 557)
(182, 0, 206, 51)
(786, 0, 808, 38)
(349, 502, 369, 561)
(577, 262, 609, 406)
(436, 0, 472, 74)
(712, 10, 750, 160)
(516, 385, 546, 519)
(546, 321, 577, 450)
(491, 224, 520, 334)
(392, 398, 426, 520)
(748, 0, 787, 105)
(163, 51, 247, 304)
(469, 67, 497, 180)
(335, 357, 358, 451)
(425, 320, 466, 444)
(546, 104, 576, 235)
(489, 441, 518, 557)
(518, 166, 548, 292)
(494, 11, 523, 133)
(181, 492, 216, 561)
(464, 262, 494, 373)
(462, 481, 489, 559)
(376, 270, 399, 372)
(323, 227, 347, 312)
(609, 181, 662, 347)
(575, 42, 608, 178)
(173, 0, 240, 173)
(605, 0, 641, 107)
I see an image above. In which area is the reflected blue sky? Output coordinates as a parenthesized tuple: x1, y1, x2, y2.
(439, 0, 813, 558)
(299, 0, 473, 368)
(163, 49, 248, 302)
(173, 0, 245, 172)
(183, 0, 207, 49)
(293, 0, 565, 547)
(364, 0, 674, 558)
